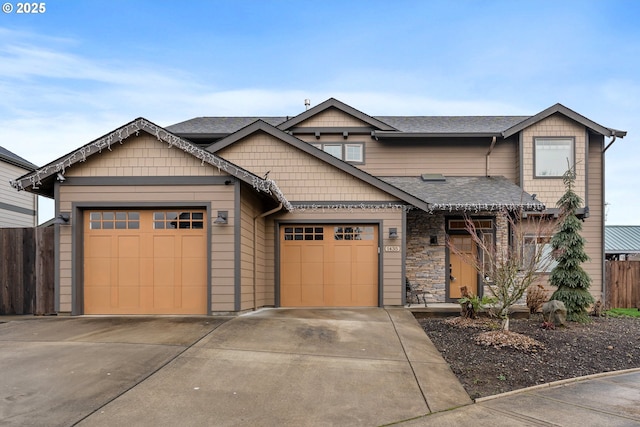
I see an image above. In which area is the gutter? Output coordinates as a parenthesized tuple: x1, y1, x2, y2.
(253, 203, 284, 310)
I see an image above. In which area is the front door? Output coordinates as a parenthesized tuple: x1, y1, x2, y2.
(448, 234, 477, 299)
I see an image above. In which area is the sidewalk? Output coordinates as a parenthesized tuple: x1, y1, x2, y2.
(394, 369, 640, 426)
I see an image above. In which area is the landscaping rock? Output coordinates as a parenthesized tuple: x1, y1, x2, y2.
(542, 300, 567, 326)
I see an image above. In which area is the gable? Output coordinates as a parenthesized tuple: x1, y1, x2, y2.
(11, 118, 291, 210)
(277, 98, 396, 131)
(216, 131, 398, 203)
(502, 103, 625, 138)
(64, 133, 227, 178)
(293, 107, 373, 128)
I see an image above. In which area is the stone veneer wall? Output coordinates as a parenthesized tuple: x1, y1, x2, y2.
(406, 210, 447, 302)
(406, 210, 512, 303)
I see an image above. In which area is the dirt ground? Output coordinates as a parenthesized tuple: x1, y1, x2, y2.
(419, 315, 640, 400)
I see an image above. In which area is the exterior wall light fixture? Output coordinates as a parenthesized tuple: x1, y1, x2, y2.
(214, 211, 228, 225)
(53, 213, 70, 225)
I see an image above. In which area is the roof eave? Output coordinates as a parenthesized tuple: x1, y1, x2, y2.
(502, 103, 626, 139)
(0, 154, 37, 171)
(373, 131, 503, 139)
(11, 118, 291, 210)
(207, 121, 431, 211)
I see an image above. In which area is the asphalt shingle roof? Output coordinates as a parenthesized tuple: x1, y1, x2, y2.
(0, 146, 37, 170)
(166, 115, 532, 135)
(167, 117, 286, 134)
(381, 176, 544, 211)
(605, 226, 640, 253)
(372, 116, 530, 133)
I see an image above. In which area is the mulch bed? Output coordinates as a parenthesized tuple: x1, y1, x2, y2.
(419, 315, 640, 400)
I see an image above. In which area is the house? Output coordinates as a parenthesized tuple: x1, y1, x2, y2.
(605, 226, 640, 261)
(10, 98, 626, 315)
(1, 146, 37, 227)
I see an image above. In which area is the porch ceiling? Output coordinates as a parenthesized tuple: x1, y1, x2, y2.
(381, 176, 545, 212)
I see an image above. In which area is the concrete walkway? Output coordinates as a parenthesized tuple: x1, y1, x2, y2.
(0, 309, 470, 426)
(1, 309, 638, 426)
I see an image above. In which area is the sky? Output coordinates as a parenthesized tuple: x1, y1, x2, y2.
(1, 0, 638, 224)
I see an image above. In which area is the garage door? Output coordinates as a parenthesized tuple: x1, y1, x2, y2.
(280, 225, 378, 307)
(84, 210, 207, 314)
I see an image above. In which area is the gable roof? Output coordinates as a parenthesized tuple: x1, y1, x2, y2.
(206, 120, 430, 212)
(502, 103, 626, 139)
(605, 225, 640, 254)
(166, 99, 625, 142)
(277, 98, 397, 131)
(381, 176, 545, 212)
(0, 146, 37, 170)
(10, 118, 292, 210)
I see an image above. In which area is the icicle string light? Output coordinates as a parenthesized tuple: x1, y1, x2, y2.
(427, 202, 545, 213)
(292, 203, 413, 213)
(10, 118, 294, 212)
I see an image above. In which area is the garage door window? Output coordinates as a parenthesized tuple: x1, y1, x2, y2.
(334, 226, 374, 240)
(283, 226, 324, 241)
(89, 211, 140, 229)
(153, 211, 204, 229)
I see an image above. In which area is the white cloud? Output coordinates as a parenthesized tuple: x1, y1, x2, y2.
(1, 26, 638, 225)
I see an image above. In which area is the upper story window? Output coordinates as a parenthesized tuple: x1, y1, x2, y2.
(312, 143, 364, 163)
(534, 137, 574, 178)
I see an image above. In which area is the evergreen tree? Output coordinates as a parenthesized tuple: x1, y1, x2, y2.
(549, 168, 593, 322)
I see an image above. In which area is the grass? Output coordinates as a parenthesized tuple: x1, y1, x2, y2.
(606, 308, 640, 318)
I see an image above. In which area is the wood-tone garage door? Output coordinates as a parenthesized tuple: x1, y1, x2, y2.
(84, 210, 207, 314)
(280, 225, 378, 307)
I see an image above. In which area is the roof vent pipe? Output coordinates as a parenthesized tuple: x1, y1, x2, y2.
(304, 99, 310, 110)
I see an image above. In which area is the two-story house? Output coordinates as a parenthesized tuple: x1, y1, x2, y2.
(11, 98, 625, 315)
(1, 146, 37, 227)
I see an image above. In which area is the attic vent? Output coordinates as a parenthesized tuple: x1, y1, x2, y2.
(421, 173, 446, 182)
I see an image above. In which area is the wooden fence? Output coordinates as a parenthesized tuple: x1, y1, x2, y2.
(606, 260, 640, 309)
(0, 227, 55, 315)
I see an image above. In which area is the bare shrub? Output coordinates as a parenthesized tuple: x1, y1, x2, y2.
(526, 284, 548, 314)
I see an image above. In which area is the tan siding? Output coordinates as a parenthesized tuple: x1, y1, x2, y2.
(0, 162, 37, 227)
(295, 135, 519, 180)
(238, 189, 270, 311)
(295, 108, 371, 127)
(583, 137, 604, 300)
(521, 114, 587, 206)
(65, 133, 226, 178)
(266, 208, 404, 306)
(217, 132, 397, 202)
(58, 184, 236, 313)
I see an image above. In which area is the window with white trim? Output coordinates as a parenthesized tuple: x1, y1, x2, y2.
(534, 138, 574, 177)
(523, 236, 558, 272)
(311, 142, 364, 163)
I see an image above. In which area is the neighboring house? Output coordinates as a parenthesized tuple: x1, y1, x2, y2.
(0, 146, 37, 227)
(10, 98, 626, 315)
(605, 226, 640, 261)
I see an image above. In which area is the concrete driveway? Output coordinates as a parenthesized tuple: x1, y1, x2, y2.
(0, 309, 470, 427)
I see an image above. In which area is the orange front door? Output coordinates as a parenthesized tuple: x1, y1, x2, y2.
(448, 235, 478, 299)
(280, 225, 378, 307)
(84, 210, 207, 314)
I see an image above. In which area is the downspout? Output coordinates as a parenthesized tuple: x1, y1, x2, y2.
(603, 133, 617, 153)
(485, 136, 497, 177)
(253, 203, 284, 310)
(601, 133, 616, 304)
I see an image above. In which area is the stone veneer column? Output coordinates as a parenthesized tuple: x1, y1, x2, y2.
(405, 210, 446, 302)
